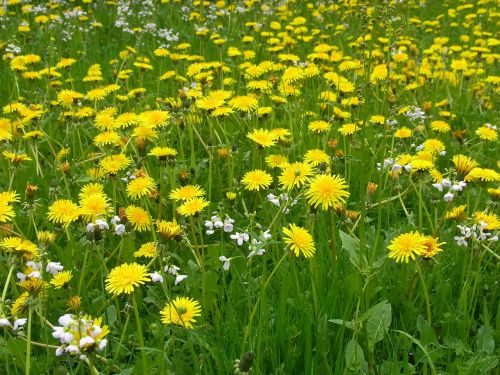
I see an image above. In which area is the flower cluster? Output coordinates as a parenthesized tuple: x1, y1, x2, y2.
(52, 314, 109, 358)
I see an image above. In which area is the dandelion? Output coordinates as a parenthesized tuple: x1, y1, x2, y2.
(127, 176, 156, 199)
(134, 242, 158, 258)
(177, 198, 209, 216)
(125, 206, 151, 232)
(51, 271, 73, 289)
(160, 297, 201, 329)
(47, 200, 80, 225)
(105, 263, 150, 295)
(241, 169, 273, 191)
(305, 174, 349, 210)
(279, 162, 314, 190)
(169, 185, 205, 201)
(387, 232, 427, 263)
(282, 224, 315, 258)
(247, 129, 277, 148)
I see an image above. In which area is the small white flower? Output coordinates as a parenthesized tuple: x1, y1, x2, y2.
(223, 218, 234, 233)
(230, 232, 249, 246)
(86, 223, 95, 232)
(58, 314, 74, 327)
(206, 229, 215, 235)
(98, 339, 107, 351)
(26, 261, 41, 270)
(391, 164, 402, 172)
(95, 219, 109, 230)
(454, 236, 468, 247)
(79, 336, 95, 348)
(61, 331, 74, 344)
(432, 183, 443, 192)
(165, 265, 180, 275)
(213, 218, 224, 229)
(16, 272, 26, 282)
(174, 274, 188, 285)
(13, 318, 27, 331)
(90, 325, 102, 337)
(248, 248, 265, 258)
(262, 230, 271, 240)
(403, 164, 412, 172)
(28, 271, 42, 279)
(55, 347, 64, 356)
(46, 261, 64, 275)
(111, 215, 121, 225)
(150, 271, 163, 283)
(0, 317, 11, 327)
(441, 179, 451, 188)
(66, 345, 79, 355)
(219, 256, 230, 271)
(444, 192, 454, 202)
(114, 224, 126, 236)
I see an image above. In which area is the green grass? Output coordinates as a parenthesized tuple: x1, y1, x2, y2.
(0, 0, 498, 374)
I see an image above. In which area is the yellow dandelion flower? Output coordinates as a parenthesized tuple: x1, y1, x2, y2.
(134, 242, 158, 258)
(465, 168, 500, 182)
(475, 125, 498, 141)
(127, 176, 156, 200)
(51, 271, 73, 289)
(47, 200, 80, 225)
(169, 185, 205, 201)
(387, 232, 427, 263)
(422, 237, 445, 259)
(279, 162, 314, 190)
(282, 224, 315, 258)
(156, 220, 182, 239)
(229, 95, 258, 112)
(473, 212, 500, 230)
(105, 263, 150, 295)
(247, 129, 277, 148)
(241, 169, 273, 191)
(160, 297, 201, 329)
(177, 198, 209, 217)
(452, 155, 478, 177)
(125, 205, 151, 232)
(305, 174, 349, 210)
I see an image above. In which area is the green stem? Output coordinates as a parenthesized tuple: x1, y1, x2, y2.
(113, 311, 130, 364)
(241, 252, 288, 355)
(1, 264, 15, 304)
(415, 261, 432, 325)
(25, 307, 32, 375)
(132, 294, 148, 375)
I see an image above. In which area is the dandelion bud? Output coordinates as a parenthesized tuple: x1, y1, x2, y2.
(367, 182, 378, 196)
(217, 147, 230, 159)
(179, 169, 189, 182)
(327, 139, 337, 149)
(67, 295, 81, 311)
(59, 161, 71, 174)
(25, 183, 38, 200)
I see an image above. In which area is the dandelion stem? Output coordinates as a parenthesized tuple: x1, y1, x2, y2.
(415, 261, 432, 325)
(25, 307, 32, 375)
(242, 252, 288, 355)
(1, 264, 15, 304)
(132, 293, 148, 375)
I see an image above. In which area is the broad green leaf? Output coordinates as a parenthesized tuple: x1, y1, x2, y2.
(339, 230, 365, 271)
(345, 338, 368, 374)
(417, 315, 438, 346)
(365, 300, 392, 350)
(106, 304, 117, 328)
(328, 318, 356, 330)
(476, 324, 494, 354)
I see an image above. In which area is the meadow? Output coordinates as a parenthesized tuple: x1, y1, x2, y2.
(0, 0, 499, 374)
